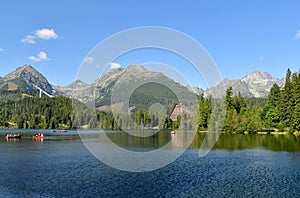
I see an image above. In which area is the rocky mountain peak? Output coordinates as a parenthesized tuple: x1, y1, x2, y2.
(126, 64, 146, 71)
(66, 80, 88, 88)
(1, 64, 53, 95)
(242, 71, 273, 84)
(94, 68, 124, 87)
(4, 64, 36, 80)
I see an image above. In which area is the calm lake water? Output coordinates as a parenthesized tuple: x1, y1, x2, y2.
(0, 129, 300, 197)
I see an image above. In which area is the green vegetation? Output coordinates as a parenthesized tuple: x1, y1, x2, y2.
(196, 68, 300, 133)
(261, 68, 300, 131)
(0, 93, 180, 130)
(129, 82, 179, 112)
(0, 96, 74, 129)
(195, 94, 212, 131)
(95, 110, 180, 130)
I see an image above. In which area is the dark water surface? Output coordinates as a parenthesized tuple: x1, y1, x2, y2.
(0, 130, 300, 197)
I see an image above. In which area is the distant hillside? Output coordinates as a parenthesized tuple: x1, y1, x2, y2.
(63, 64, 197, 111)
(129, 82, 179, 112)
(53, 80, 91, 102)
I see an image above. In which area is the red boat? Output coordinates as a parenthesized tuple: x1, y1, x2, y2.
(32, 134, 44, 140)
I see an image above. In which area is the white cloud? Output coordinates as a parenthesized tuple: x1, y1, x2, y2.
(0, 48, 4, 52)
(109, 62, 121, 69)
(29, 51, 49, 62)
(259, 56, 264, 60)
(35, 28, 58, 40)
(85, 56, 95, 64)
(296, 30, 300, 39)
(21, 28, 58, 44)
(21, 35, 36, 44)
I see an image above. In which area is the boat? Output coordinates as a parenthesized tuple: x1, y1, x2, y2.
(32, 133, 44, 140)
(52, 130, 56, 132)
(60, 129, 67, 133)
(6, 134, 22, 140)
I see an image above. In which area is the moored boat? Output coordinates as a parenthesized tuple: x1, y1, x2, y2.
(60, 129, 67, 133)
(6, 134, 22, 140)
(32, 133, 44, 140)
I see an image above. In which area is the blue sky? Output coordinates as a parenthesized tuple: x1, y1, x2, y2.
(0, 0, 300, 88)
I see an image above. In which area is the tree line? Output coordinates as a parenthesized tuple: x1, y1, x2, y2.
(0, 96, 74, 129)
(0, 94, 180, 130)
(261, 68, 300, 131)
(196, 68, 300, 133)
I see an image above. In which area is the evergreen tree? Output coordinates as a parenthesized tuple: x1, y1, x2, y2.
(262, 83, 281, 129)
(225, 87, 234, 111)
(291, 71, 300, 130)
(279, 69, 293, 126)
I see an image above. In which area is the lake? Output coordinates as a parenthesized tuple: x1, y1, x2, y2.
(0, 129, 300, 197)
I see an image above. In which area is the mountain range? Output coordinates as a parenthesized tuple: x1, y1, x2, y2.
(205, 71, 284, 98)
(0, 64, 285, 104)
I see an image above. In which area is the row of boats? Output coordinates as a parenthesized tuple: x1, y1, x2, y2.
(5, 130, 68, 141)
(5, 133, 45, 140)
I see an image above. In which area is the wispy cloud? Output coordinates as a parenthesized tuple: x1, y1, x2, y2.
(29, 51, 49, 62)
(85, 56, 95, 64)
(21, 28, 59, 44)
(109, 62, 121, 69)
(21, 35, 36, 44)
(259, 56, 264, 60)
(0, 48, 4, 52)
(296, 30, 300, 39)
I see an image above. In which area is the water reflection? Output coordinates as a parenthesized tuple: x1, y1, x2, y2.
(1, 130, 299, 152)
(5, 138, 20, 143)
(103, 131, 300, 152)
(103, 130, 172, 151)
(191, 133, 300, 152)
